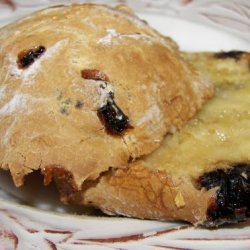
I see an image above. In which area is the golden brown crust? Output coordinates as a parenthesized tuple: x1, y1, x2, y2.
(0, 4, 213, 188)
(69, 163, 215, 225)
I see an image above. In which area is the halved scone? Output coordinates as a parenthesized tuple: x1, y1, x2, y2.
(0, 5, 212, 191)
(65, 52, 250, 227)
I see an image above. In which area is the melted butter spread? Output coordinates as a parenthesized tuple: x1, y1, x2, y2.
(143, 53, 250, 178)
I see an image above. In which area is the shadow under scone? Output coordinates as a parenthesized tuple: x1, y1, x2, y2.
(0, 169, 102, 216)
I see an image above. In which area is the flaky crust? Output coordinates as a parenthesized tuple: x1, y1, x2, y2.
(71, 163, 215, 225)
(0, 4, 213, 187)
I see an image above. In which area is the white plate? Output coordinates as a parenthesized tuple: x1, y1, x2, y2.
(0, 1, 250, 250)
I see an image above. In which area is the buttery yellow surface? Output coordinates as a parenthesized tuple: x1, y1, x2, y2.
(144, 53, 250, 178)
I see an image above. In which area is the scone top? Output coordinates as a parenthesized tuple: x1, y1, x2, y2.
(0, 4, 213, 189)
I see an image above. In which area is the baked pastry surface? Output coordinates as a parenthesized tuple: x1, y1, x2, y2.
(0, 4, 212, 188)
(69, 52, 250, 227)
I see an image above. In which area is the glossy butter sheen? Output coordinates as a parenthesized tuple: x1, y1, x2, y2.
(145, 60, 250, 178)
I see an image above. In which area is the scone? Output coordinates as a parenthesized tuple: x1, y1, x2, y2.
(0, 4, 213, 191)
(65, 51, 250, 227)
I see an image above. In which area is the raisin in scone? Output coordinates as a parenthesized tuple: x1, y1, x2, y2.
(0, 4, 213, 188)
(66, 52, 250, 227)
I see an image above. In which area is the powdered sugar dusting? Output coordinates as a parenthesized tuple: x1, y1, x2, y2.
(98, 82, 114, 108)
(73, 78, 114, 110)
(98, 28, 154, 46)
(8, 59, 22, 77)
(136, 104, 163, 126)
(0, 93, 28, 116)
(98, 29, 119, 45)
(8, 39, 68, 84)
(0, 92, 49, 144)
(0, 86, 6, 100)
(2, 117, 17, 145)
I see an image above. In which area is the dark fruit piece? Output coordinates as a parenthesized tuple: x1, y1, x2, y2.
(214, 51, 243, 60)
(199, 164, 249, 226)
(80, 69, 131, 135)
(17, 46, 46, 69)
(81, 69, 110, 81)
(97, 100, 132, 135)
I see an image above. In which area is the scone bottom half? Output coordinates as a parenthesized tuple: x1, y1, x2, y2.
(62, 163, 249, 228)
(57, 51, 250, 228)
(43, 51, 249, 227)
